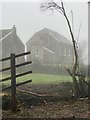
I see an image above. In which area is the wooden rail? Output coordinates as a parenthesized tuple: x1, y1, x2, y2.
(16, 71, 32, 78)
(0, 56, 11, 62)
(16, 61, 32, 68)
(0, 51, 31, 62)
(15, 51, 31, 58)
(2, 80, 32, 91)
(0, 67, 11, 72)
(0, 71, 32, 82)
(0, 76, 11, 82)
(0, 61, 32, 72)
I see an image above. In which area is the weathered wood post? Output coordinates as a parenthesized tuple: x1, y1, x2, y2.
(11, 53, 17, 112)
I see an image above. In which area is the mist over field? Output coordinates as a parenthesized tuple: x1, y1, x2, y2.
(0, 1, 89, 119)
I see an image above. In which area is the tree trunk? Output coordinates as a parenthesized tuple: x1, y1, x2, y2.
(78, 76, 87, 97)
(62, 7, 80, 98)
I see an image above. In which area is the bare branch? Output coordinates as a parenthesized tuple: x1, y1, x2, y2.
(66, 68, 72, 76)
(40, 0, 64, 15)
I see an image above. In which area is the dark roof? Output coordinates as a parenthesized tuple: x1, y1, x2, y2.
(0, 29, 12, 39)
(26, 28, 72, 45)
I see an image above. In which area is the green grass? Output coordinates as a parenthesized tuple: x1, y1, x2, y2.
(30, 74, 72, 84)
(0, 73, 72, 88)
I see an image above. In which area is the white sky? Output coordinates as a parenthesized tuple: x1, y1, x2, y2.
(0, 1, 88, 45)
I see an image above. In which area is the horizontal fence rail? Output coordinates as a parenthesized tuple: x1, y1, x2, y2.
(2, 80, 32, 91)
(16, 71, 32, 78)
(15, 51, 31, 58)
(0, 76, 11, 82)
(0, 71, 32, 82)
(16, 61, 32, 68)
(0, 56, 11, 62)
(0, 61, 32, 72)
(0, 66, 11, 72)
(0, 51, 31, 62)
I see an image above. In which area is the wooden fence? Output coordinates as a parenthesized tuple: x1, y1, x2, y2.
(0, 51, 32, 111)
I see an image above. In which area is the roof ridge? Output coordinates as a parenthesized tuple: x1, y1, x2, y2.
(48, 28, 70, 42)
(0, 28, 12, 31)
(0, 31, 13, 41)
(26, 28, 72, 45)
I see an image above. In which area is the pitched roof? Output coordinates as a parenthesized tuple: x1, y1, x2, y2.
(26, 28, 72, 45)
(0, 29, 12, 39)
(0, 28, 24, 47)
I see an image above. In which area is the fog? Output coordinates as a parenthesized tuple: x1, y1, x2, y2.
(0, 2, 89, 109)
(0, 1, 88, 75)
(1, 2, 88, 42)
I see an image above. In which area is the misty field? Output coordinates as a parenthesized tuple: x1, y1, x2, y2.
(1, 73, 88, 119)
(1, 73, 72, 88)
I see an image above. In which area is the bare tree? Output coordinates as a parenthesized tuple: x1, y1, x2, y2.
(40, 0, 81, 98)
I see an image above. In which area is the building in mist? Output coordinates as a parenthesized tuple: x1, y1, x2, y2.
(0, 25, 25, 73)
(26, 28, 74, 68)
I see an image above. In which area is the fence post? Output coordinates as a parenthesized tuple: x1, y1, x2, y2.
(11, 54, 17, 112)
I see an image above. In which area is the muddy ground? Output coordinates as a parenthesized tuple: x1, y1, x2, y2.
(2, 83, 90, 119)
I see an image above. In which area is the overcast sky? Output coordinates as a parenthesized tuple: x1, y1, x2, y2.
(1, 1, 88, 45)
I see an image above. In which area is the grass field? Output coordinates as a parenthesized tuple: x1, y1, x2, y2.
(0, 73, 72, 88)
